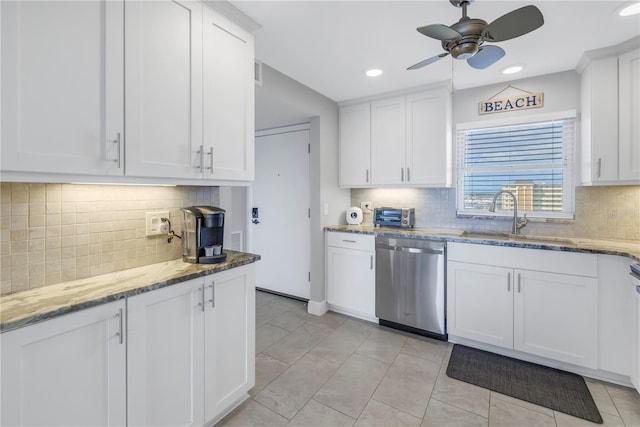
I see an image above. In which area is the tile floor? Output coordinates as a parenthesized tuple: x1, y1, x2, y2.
(218, 291, 640, 427)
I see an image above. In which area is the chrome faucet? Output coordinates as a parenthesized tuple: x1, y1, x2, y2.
(488, 190, 528, 235)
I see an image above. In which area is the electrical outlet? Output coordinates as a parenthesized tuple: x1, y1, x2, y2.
(146, 211, 170, 236)
(361, 201, 372, 210)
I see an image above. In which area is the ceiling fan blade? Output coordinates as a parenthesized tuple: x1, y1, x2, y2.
(407, 53, 449, 70)
(417, 24, 461, 41)
(467, 45, 505, 69)
(483, 5, 544, 42)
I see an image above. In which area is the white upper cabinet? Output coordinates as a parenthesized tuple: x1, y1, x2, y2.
(371, 97, 407, 185)
(339, 103, 372, 186)
(580, 39, 640, 185)
(406, 88, 452, 186)
(339, 85, 452, 188)
(125, 0, 203, 179)
(1, 0, 124, 176)
(203, 7, 255, 181)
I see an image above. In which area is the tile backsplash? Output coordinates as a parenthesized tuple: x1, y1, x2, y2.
(352, 186, 640, 241)
(0, 183, 219, 295)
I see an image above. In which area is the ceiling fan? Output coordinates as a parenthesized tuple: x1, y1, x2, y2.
(408, 0, 544, 70)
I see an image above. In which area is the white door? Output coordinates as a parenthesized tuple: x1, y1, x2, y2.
(327, 246, 376, 318)
(127, 278, 205, 427)
(253, 127, 311, 299)
(371, 96, 407, 185)
(1, 301, 126, 427)
(339, 103, 372, 186)
(125, 0, 203, 179)
(1, 0, 124, 176)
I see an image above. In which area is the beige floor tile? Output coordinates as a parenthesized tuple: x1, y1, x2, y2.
(263, 323, 331, 365)
(254, 354, 340, 419)
(217, 399, 288, 427)
(250, 353, 289, 397)
(606, 383, 640, 426)
(354, 399, 421, 427)
(400, 337, 449, 365)
(268, 310, 310, 332)
(304, 310, 348, 330)
(256, 302, 291, 327)
(309, 320, 371, 365)
(422, 399, 488, 427)
(286, 399, 356, 427)
(256, 324, 290, 354)
(554, 410, 625, 427)
(356, 328, 408, 364)
(431, 371, 490, 418)
(488, 398, 556, 427)
(372, 352, 440, 418)
(314, 353, 389, 419)
(585, 379, 622, 417)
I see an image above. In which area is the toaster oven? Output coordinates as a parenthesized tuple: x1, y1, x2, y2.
(373, 207, 415, 228)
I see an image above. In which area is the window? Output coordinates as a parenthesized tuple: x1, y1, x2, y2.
(456, 112, 576, 219)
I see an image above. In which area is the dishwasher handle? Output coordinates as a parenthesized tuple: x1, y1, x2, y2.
(376, 243, 443, 255)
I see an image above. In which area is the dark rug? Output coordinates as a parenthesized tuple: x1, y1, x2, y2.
(446, 345, 603, 424)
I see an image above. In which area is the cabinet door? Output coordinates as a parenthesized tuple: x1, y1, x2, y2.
(406, 89, 452, 186)
(514, 269, 598, 369)
(125, 0, 203, 179)
(1, 0, 124, 176)
(1, 301, 126, 426)
(371, 97, 406, 185)
(326, 246, 376, 318)
(127, 279, 205, 427)
(203, 8, 255, 181)
(447, 261, 513, 348)
(618, 48, 640, 182)
(339, 103, 372, 186)
(204, 265, 256, 422)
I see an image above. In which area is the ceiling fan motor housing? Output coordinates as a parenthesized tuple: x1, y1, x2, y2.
(443, 17, 487, 59)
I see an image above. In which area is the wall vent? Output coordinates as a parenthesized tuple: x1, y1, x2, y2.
(254, 60, 263, 86)
(230, 231, 243, 251)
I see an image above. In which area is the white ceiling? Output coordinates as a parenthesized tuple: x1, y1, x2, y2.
(232, 0, 640, 103)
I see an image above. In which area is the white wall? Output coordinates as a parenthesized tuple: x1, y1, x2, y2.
(254, 64, 350, 305)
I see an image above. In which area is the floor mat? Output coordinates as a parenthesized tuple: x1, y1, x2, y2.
(446, 344, 603, 424)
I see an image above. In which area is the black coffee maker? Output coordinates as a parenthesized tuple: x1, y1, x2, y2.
(181, 206, 227, 264)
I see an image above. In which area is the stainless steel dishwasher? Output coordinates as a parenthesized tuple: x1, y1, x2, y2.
(375, 236, 446, 340)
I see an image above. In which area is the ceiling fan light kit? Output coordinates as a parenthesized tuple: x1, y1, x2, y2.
(408, 0, 544, 71)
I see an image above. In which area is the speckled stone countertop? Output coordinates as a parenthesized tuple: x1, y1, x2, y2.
(326, 225, 640, 262)
(0, 250, 260, 332)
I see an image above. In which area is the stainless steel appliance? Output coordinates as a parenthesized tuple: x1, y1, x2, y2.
(373, 207, 415, 228)
(181, 206, 227, 264)
(375, 236, 446, 340)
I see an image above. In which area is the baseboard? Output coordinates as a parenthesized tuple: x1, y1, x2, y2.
(328, 304, 379, 324)
(307, 299, 329, 316)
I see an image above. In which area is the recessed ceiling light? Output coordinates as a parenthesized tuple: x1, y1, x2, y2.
(619, 2, 640, 16)
(502, 65, 524, 75)
(366, 69, 383, 77)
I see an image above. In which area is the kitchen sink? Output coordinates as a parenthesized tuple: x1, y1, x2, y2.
(459, 231, 574, 245)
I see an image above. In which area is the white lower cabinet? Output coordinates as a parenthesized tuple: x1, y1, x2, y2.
(448, 243, 598, 369)
(1, 300, 127, 427)
(326, 232, 376, 321)
(128, 264, 256, 426)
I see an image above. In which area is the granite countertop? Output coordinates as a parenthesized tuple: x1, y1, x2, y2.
(325, 224, 640, 262)
(0, 250, 260, 333)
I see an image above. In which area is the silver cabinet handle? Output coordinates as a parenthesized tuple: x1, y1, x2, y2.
(116, 308, 123, 344)
(407, 167, 410, 182)
(370, 255, 374, 270)
(507, 272, 511, 292)
(207, 282, 215, 309)
(113, 132, 121, 168)
(517, 273, 521, 293)
(206, 147, 213, 172)
(196, 145, 204, 170)
(401, 168, 404, 182)
(366, 169, 369, 183)
(201, 285, 206, 312)
(342, 239, 356, 243)
(597, 158, 602, 178)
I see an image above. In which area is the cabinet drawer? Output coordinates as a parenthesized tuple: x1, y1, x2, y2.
(327, 232, 374, 251)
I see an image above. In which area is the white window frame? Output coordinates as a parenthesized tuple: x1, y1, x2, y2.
(456, 110, 576, 220)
